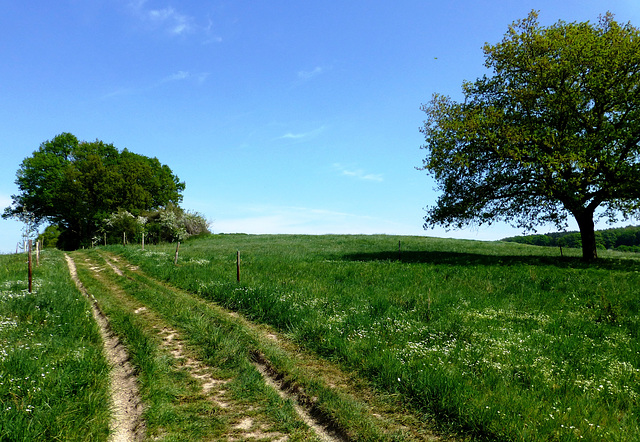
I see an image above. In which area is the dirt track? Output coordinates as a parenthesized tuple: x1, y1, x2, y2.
(67, 251, 441, 441)
(65, 254, 145, 442)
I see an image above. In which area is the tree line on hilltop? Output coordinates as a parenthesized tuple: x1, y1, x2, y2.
(502, 225, 640, 252)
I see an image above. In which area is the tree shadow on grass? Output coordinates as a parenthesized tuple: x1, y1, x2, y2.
(341, 250, 640, 272)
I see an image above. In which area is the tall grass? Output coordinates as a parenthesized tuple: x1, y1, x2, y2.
(0, 250, 110, 441)
(111, 234, 640, 441)
(73, 248, 328, 441)
(72, 253, 226, 441)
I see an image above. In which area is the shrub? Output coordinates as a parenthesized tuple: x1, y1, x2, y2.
(143, 205, 210, 244)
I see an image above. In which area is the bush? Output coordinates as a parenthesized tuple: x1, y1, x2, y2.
(143, 205, 210, 244)
(101, 209, 146, 245)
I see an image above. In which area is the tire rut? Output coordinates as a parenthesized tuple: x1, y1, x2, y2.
(252, 353, 346, 442)
(65, 254, 145, 442)
(78, 251, 441, 441)
(102, 254, 343, 442)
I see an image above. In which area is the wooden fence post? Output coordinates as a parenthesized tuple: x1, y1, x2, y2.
(236, 251, 240, 283)
(141, 232, 145, 251)
(174, 242, 180, 265)
(36, 240, 40, 267)
(28, 240, 33, 294)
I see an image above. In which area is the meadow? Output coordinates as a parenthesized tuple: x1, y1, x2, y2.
(110, 234, 640, 441)
(0, 249, 111, 441)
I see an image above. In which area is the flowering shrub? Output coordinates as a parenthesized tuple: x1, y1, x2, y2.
(157, 209, 188, 242)
(100, 209, 147, 245)
(182, 211, 210, 236)
(99, 205, 209, 245)
(143, 206, 209, 244)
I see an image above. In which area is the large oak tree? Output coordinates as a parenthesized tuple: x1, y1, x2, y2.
(3, 133, 185, 249)
(419, 12, 640, 260)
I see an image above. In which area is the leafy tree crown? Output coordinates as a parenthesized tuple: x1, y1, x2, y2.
(419, 11, 640, 260)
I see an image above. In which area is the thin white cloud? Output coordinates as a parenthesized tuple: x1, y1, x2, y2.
(297, 66, 325, 80)
(277, 126, 325, 141)
(202, 35, 223, 44)
(101, 87, 136, 99)
(103, 70, 209, 98)
(293, 65, 333, 86)
(333, 163, 383, 182)
(280, 133, 306, 140)
(164, 70, 189, 81)
(127, 1, 196, 36)
(201, 17, 223, 44)
(159, 70, 209, 85)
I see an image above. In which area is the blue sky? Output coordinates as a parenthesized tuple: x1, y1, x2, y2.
(1, 0, 639, 253)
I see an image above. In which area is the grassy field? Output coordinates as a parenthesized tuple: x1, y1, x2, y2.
(108, 234, 640, 441)
(0, 249, 111, 441)
(72, 248, 324, 441)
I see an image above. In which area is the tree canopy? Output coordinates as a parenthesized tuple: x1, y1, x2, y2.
(419, 11, 640, 260)
(3, 133, 186, 249)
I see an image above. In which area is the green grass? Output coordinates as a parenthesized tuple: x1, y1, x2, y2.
(73, 248, 322, 441)
(0, 250, 110, 441)
(109, 234, 640, 441)
(73, 250, 226, 441)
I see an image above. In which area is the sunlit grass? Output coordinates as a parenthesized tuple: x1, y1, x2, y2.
(0, 250, 110, 441)
(111, 234, 640, 441)
(73, 248, 321, 441)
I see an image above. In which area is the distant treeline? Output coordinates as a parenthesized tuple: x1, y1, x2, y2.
(502, 225, 640, 252)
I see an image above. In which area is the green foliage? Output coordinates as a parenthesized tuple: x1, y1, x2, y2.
(419, 11, 640, 261)
(116, 234, 640, 441)
(181, 210, 211, 237)
(3, 133, 185, 250)
(101, 208, 147, 245)
(504, 225, 640, 252)
(142, 205, 210, 244)
(37, 225, 61, 248)
(96, 205, 210, 245)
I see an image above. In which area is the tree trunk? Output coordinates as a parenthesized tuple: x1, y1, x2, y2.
(575, 212, 598, 261)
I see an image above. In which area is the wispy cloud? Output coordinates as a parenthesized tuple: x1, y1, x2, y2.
(126, 0, 219, 39)
(277, 126, 325, 141)
(333, 163, 384, 182)
(158, 70, 209, 85)
(101, 87, 136, 100)
(293, 65, 333, 86)
(297, 66, 325, 81)
(128, 0, 194, 35)
(102, 70, 209, 99)
(202, 17, 223, 44)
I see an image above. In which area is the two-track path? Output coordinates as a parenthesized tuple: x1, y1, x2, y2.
(65, 254, 145, 442)
(67, 250, 441, 441)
